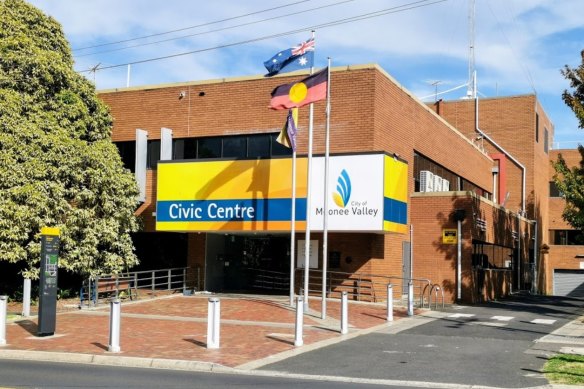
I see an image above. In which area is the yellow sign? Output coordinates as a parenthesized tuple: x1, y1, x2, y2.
(156, 154, 408, 233)
(443, 229, 457, 244)
(41, 227, 60, 236)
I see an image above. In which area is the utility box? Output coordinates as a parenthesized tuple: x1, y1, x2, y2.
(37, 227, 60, 336)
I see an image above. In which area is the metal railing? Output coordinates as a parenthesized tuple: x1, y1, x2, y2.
(247, 268, 290, 292)
(244, 267, 436, 308)
(80, 267, 191, 307)
(296, 269, 433, 308)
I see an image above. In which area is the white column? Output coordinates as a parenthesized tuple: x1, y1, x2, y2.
(22, 278, 31, 317)
(340, 291, 348, 334)
(294, 296, 303, 347)
(386, 284, 393, 322)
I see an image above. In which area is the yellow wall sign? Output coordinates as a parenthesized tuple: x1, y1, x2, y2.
(156, 153, 408, 233)
(443, 229, 457, 244)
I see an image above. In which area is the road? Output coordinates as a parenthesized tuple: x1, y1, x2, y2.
(262, 294, 584, 388)
(0, 359, 434, 389)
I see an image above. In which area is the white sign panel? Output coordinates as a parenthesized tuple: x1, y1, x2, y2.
(309, 154, 384, 231)
(297, 240, 318, 269)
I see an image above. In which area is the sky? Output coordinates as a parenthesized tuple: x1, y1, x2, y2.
(27, 0, 584, 148)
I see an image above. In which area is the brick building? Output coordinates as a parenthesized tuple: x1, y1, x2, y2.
(98, 64, 576, 303)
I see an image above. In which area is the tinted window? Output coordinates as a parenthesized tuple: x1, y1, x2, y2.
(115, 141, 136, 172)
(222, 136, 247, 158)
(198, 137, 221, 159)
(248, 135, 271, 158)
(271, 133, 293, 156)
(174, 138, 197, 160)
(147, 140, 160, 170)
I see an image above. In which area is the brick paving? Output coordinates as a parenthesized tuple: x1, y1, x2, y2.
(3, 294, 408, 368)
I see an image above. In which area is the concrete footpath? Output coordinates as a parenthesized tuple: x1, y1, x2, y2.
(1, 294, 410, 370)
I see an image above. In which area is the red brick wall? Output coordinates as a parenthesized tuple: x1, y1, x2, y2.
(99, 65, 541, 299)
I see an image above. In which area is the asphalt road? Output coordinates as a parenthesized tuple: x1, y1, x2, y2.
(0, 359, 431, 389)
(261, 294, 584, 388)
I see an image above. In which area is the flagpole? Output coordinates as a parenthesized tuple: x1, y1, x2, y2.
(289, 147, 297, 307)
(303, 30, 316, 311)
(321, 59, 331, 319)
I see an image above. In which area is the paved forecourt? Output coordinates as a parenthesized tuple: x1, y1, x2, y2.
(1, 294, 409, 369)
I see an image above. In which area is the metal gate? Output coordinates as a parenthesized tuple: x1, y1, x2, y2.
(553, 269, 584, 297)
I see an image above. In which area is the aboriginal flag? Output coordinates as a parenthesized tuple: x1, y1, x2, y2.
(269, 67, 328, 110)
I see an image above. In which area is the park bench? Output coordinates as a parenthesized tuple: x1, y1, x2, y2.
(80, 275, 138, 307)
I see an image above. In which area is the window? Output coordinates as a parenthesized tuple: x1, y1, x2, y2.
(147, 140, 160, 170)
(197, 137, 221, 158)
(544, 128, 549, 154)
(173, 138, 197, 160)
(549, 181, 563, 197)
(222, 136, 247, 158)
(551, 230, 584, 245)
(172, 134, 292, 161)
(271, 133, 292, 156)
(114, 141, 136, 172)
(535, 113, 539, 143)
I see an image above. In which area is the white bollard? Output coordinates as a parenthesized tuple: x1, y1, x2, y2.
(341, 291, 348, 334)
(294, 296, 304, 347)
(0, 295, 7, 346)
(207, 297, 220, 349)
(386, 284, 393, 322)
(22, 278, 31, 318)
(108, 299, 121, 353)
(407, 282, 414, 317)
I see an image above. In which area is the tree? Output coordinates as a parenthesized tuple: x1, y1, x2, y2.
(0, 0, 140, 278)
(553, 50, 584, 233)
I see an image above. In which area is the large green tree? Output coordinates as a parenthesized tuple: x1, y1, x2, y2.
(553, 50, 584, 233)
(0, 0, 140, 278)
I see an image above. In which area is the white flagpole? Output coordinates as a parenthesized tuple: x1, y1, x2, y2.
(321, 59, 331, 319)
(303, 30, 316, 311)
(289, 144, 297, 307)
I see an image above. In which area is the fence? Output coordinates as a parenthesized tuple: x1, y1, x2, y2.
(80, 267, 197, 307)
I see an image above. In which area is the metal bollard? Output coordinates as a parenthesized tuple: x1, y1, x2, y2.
(341, 291, 348, 334)
(386, 284, 393, 322)
(22, 279, 31, 318)
(407, 282, 414, 316)
(294, 296, 303, 347)
(0, 295, 7, 346)
(108, 299, 121, 353)
(207, 297, 220, 349)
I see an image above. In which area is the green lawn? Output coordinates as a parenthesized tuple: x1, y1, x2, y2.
(544, 354, 584, 385)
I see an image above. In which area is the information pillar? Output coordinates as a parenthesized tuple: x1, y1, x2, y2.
(37, 227, 60, 336)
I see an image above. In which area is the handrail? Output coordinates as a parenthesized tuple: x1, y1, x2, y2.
(80, 267, 190, 307)
(294, 268, 433, 308)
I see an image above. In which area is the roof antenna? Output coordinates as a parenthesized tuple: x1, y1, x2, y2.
(465, 0, 476, 99)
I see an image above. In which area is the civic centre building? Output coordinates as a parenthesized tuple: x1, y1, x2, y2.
(98, 64, 584, 303)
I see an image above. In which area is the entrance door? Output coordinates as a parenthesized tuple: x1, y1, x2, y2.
(205, 234, 290, 293)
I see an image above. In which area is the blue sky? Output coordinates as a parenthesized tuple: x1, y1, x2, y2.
(28, 0, 584, 148)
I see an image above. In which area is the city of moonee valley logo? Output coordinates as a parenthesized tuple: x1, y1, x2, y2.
(333, 169, 351, 208)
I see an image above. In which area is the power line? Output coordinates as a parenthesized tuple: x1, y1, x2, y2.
(486, 1, 537, 94)
(73, 0, 311, 51)
(74, 0, 354, 58)
(79, 0, 448, 74)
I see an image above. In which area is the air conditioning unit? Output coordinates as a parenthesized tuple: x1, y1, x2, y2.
(419, 170, 434, 192)
(434, 175, 443, 192)
(442, 179, 450, 191)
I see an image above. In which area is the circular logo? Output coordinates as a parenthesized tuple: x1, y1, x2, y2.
(289, 82, 308, 103)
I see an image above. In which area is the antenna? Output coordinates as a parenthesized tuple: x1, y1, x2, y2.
(466, 0, 476, 99)
(429, 80, 443, 102)
(89, 62, 101, 84)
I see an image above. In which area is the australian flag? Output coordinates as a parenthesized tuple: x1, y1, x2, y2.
(264, 38, 314, 76)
